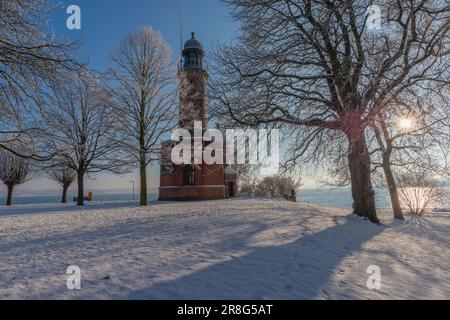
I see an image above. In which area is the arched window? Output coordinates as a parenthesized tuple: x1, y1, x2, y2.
(183, 165, 195, 186)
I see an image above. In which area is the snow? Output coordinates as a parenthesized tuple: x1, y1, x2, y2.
(0, 199, 449, 300)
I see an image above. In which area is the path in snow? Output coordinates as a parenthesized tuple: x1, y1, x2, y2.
(0, 199, 449, 299)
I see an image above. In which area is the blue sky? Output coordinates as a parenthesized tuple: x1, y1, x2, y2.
(57, 0, 238, 72)
(17, 0, 240, 194)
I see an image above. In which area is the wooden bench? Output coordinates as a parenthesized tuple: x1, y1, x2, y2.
(73, 192, 93, 202)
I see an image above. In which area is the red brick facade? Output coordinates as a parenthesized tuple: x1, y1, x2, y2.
(159, 143, 238, 201)
(159, 162, 227, 201)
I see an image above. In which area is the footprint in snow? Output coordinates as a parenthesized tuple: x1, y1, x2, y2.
(338, 280, 347, 287)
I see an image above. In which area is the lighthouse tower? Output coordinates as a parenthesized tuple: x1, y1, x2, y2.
(179, 32, 208, 129)
(158, 33, 238, 201)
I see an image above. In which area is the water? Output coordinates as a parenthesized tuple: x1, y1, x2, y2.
(0, 188, 448, 209)
(299, 187, 391, 209)
(299, 187, 450, 209)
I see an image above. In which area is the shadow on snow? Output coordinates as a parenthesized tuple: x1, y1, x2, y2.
(124, 215, 384, 300)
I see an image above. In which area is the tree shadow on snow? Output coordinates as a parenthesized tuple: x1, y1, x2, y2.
(123, 215, 384, 300)
(0, 201, 140, 217)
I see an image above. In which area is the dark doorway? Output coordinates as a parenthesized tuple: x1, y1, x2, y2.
(227, 182, 235, 198)
(183, 165, 195, 186)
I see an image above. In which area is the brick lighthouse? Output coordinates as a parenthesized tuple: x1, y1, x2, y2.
(158, 33, 237, 201)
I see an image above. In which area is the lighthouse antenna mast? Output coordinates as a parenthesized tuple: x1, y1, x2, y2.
(180, 0, 184, 69)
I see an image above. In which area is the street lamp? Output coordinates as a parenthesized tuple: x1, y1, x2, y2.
(129, 180, 135, 200)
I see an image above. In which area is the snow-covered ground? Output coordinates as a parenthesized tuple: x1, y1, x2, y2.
(0, 199, 449, 300)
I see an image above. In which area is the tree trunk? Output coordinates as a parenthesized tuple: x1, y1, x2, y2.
(62, 184, 69, 204)
(140, 158, 148, 206)
(347, 133, 380, 224)
(77, 171, 84, 206)
(139, 112, 148, 206)
(6, 184, 14, 206)
(382, 156, 404, 220)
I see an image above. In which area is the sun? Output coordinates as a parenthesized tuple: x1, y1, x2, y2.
(398, 117, 414, 130)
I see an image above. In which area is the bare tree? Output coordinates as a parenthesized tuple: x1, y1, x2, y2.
(255, 174, 303, 199)
(211, 0, 450, 223)
(108, 28, 177, 206)
(45, 71, 127, 206)
(234, 164, 259, 196)
(47, 165, 77, 204)
(0, 0, 80, 158)
(0, 146, 30, 205)
(396, 171, 446, 217)
(368, 91, 450, 220)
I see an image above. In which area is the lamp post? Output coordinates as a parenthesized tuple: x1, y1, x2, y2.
(130, 180, 135, 200)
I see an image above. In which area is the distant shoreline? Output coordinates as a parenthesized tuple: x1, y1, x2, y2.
(1, 187, 449, 209)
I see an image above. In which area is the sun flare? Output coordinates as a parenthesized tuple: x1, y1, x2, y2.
(398, 117, 415, 130)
